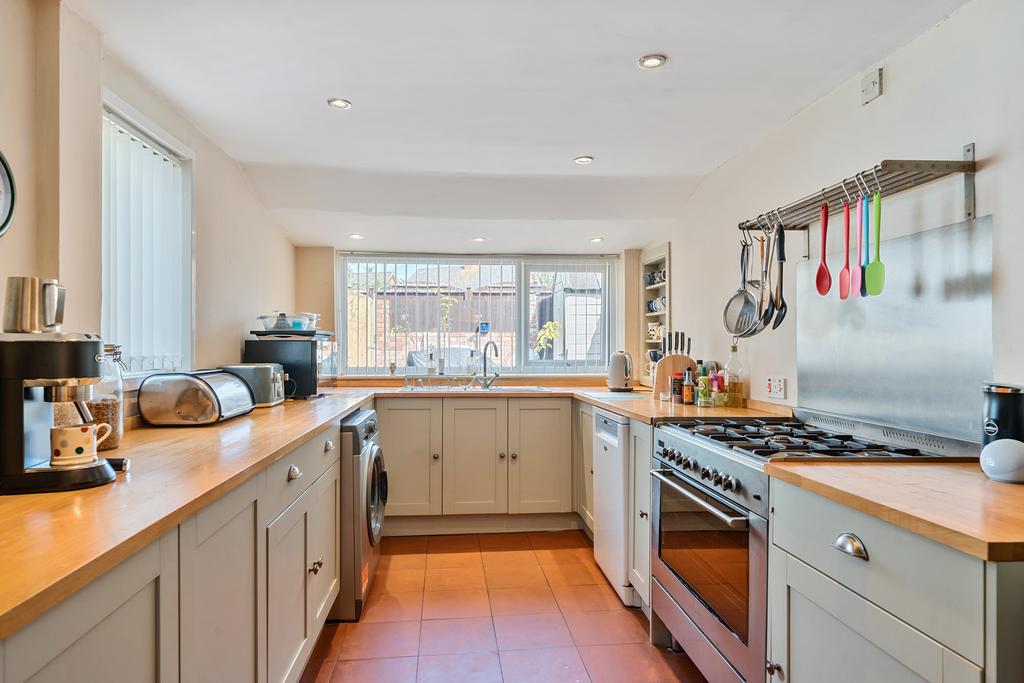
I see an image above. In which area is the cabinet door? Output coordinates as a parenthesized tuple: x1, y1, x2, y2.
(308, 463, 341, 628)
(267, 491, 312, 683)
(508, 398, 572, 514)
(377, 398, 442, 516)
(442, 398, 508, 514)
(628, 419, 652, 606)
(180, 473, 266, 683)
(578, 403, 596, 530)
(2, 531, 178, 683)
(768, 547, 982, 683)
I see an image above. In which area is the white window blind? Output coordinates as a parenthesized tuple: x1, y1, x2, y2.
(101, 111, 192, 373)
(339, 254, 615, 375)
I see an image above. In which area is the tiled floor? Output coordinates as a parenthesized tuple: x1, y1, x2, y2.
(299, 531, 706, 683)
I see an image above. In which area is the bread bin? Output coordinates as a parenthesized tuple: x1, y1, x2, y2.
(138, 370, 255, 425)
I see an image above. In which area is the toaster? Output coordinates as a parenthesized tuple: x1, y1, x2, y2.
(138, 371, 255, 426)
(222, 363, 286, 407)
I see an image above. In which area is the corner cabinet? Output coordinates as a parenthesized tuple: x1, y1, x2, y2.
(575, 402, 596, 532)
(508, 398, 573, 514)
(628, 419, 652, 606)
(377, 398, 443, 516)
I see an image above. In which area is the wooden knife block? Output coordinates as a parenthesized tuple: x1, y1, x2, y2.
(653, 355, 699, 397)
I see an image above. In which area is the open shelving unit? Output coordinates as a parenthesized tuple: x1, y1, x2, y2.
(639, 244, 670, 386)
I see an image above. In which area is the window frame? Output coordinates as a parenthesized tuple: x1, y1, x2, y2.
(336, 252, 617, 376)
(101, 90, 196, 378)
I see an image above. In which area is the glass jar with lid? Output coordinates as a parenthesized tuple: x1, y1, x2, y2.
(87, 344, 126, 451)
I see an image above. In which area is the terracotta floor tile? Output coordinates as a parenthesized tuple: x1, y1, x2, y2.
(564, 609, 648, 646)
(552, 584, 626, 613)
(382, 536, 428, 555)
(376, 568, 426, 594)
(425, 566, 486, 591)
(361, 591, 423, 623)
(493, 612, 574, 651)
(337, 621, 420, 660)
(534, 548, 596, 565)
(541, 562, 606, 587)
(499, 646, 592, 682)
(422, 589, 491, 619)
(484, 563, 549, 589)
(426, 551, 483, 569)
(478, 532, 533, 550)
(529, 530, 591, 550)
(418, 617, 497, 655)
(330, 656, 417, 683)
(481, 549, 539, 569)
(298, 657, 335, 683)
(378, 553, 427, 571)
(577, 642, 704, 683)
(417, 652, 502, 683)
(427, 534, 481, 553)
(488, 587, 559, 616)
(307, 623, 344, 661)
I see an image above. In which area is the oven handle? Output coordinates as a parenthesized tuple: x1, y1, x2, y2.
(651, 469, 749, 529)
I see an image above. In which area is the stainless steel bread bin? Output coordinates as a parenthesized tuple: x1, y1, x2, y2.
(138, 370, 255, 425)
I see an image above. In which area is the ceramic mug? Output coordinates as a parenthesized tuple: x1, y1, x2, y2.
(50, 423, 111, 468)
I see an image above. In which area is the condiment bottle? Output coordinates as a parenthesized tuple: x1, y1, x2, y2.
(682, 369, 696, 405)
(697, 365, 713, 407)
(671, 373, 685, 404)
(723, 343, 747, 408)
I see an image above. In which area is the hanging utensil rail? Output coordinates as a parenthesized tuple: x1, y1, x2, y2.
(737, 143, 976, 232)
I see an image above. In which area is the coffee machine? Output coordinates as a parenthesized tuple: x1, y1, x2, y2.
(0, 277, 116, 494)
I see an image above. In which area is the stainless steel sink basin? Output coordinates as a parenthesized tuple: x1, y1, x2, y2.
(398, 385, 550, 393)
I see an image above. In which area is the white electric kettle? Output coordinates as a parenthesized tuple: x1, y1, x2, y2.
(607, 351, 634, 392)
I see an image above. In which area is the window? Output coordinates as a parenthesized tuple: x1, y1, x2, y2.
(338, 254, 616, 375)
(101, 109, 192, 373)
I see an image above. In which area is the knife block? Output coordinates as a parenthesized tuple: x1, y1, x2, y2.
(653, 355, 698, 398)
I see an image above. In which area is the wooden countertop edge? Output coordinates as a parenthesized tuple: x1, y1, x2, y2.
(0, 393, 374, 641)
(766, 464, 1024, 562)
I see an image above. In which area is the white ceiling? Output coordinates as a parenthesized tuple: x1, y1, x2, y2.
(72, 0, 968, 252)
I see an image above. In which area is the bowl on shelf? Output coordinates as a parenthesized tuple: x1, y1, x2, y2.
(258, 313, 312, 331)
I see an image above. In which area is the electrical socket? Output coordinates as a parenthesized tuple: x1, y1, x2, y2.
(766, 377, 788, 400)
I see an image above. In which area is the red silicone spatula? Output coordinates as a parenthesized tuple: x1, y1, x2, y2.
(815, 202, 831, 295)
(838, 201, 851, 299)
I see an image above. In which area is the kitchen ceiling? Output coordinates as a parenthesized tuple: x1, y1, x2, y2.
(72, 0, 968, 252)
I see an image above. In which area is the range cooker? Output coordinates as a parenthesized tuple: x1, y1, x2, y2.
(648, 414, 978, 682)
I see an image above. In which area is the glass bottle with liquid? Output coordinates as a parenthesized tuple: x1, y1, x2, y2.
(723, 343, 747, 408)
(696, 365, 713, 407)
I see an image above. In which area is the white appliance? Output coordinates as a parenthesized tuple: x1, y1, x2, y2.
(592, 408, 634, 605)
(329, 409, 388, 621)
(606, 350, 634, 391)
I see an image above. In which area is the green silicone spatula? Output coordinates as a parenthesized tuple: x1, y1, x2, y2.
(864, 190, 885, 295)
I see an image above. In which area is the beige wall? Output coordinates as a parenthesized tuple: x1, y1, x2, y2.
(294, 247, 336, 334)
(0, 0, 295, 367)
(664, 0, 1020, 405)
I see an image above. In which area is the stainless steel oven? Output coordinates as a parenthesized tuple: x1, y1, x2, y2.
(650, 448, 767, 683)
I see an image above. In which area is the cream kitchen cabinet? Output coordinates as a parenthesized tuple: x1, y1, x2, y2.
(377, 398, 443, 516)
(0, 530, 179, 683)
(575, 401, 596, 532)
(442, 398, 509, 514)
(508, 398, 573, 514)
(628, 419, 652, 606)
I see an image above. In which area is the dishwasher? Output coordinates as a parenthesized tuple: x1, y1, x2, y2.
(592, 408, 634, 605)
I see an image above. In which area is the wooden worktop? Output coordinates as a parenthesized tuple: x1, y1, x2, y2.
(0, 390, 374, 641)
(766, 461, 1024, 562)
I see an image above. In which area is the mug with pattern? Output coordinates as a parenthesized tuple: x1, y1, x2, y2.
(50, 423, 111, 468)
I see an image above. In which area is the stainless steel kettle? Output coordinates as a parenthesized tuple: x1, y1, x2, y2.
(3, 277, 66, 333)
(607, 351, 634, 392)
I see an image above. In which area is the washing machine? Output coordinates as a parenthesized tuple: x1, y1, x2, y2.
(329, 408, 387, 621)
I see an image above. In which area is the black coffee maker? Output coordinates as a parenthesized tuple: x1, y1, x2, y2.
(982, 383, 1024, 445)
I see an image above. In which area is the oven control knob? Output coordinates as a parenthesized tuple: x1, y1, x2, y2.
(712, 471, 723, 487)
(700, 466, 712, 480)
(681, 456, 695, 470)
(722, 475, 739, 492)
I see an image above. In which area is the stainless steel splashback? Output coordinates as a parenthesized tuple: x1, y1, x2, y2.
(796, 216, 992, 444)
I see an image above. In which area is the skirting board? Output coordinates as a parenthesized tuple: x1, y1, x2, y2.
(383, 512, 584, 537)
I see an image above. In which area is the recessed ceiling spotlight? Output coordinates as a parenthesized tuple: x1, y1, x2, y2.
(574, 156, 594, 165)
(327, 98, 352, 109)
(472, 236, 488, 242)
(348, 233, 365, 240)
(638, 54, 668, 69)
(590, 237, 605, 243)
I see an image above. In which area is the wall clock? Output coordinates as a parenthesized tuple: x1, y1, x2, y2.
(0, 150, 15, 238)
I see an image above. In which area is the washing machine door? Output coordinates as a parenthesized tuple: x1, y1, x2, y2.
(366, 443, 387, 546)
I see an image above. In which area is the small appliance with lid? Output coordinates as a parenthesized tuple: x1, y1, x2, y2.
(222, 363, 287, 407)
(607, 351, 634, 392)
(981, 383, 1024, 483)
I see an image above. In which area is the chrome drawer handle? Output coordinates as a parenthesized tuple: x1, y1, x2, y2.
(324, 440, 336, 452)
(308, 558, 324, 575)
(639, 511, 648, 519)
(287, 465, 303, 482)
(832, 532, 869, 561)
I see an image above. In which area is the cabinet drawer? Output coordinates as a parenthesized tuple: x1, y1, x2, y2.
(772, 480, 984, 665)
(266, 424, 341, 519)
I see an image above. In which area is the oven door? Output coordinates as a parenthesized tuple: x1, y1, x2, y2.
(651, 468, 766, 683)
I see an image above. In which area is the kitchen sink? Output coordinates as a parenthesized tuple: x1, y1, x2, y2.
(397, 384, 550, 393)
